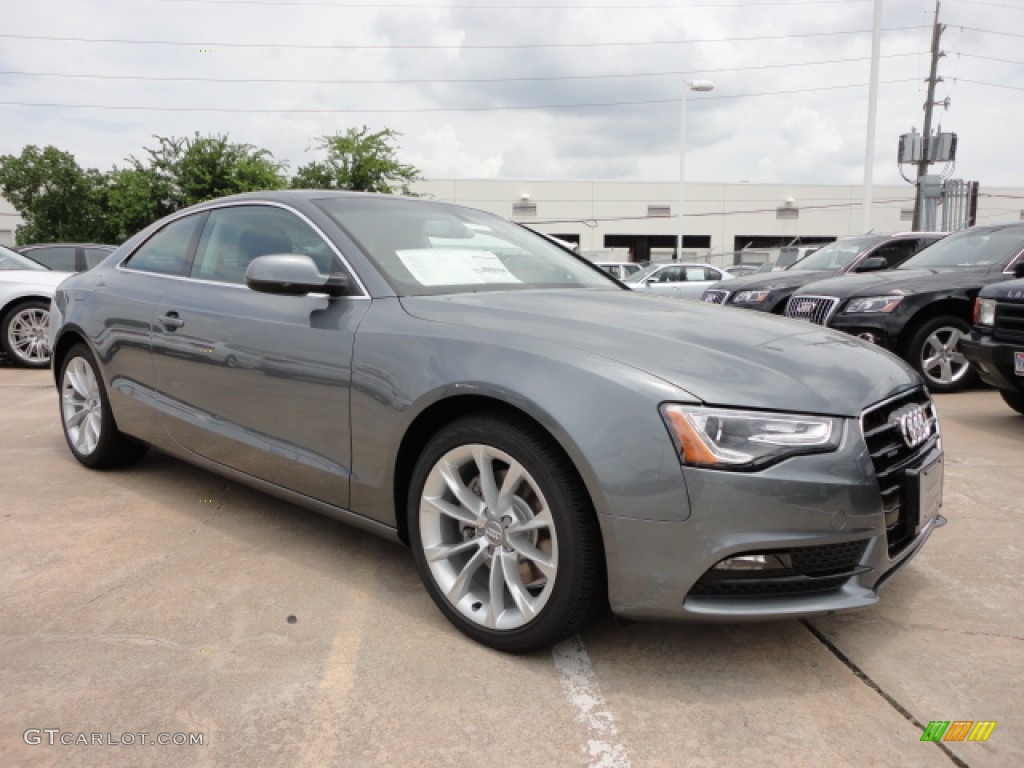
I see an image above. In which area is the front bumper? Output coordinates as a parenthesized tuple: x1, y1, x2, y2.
(827, 313, 902, 350)
(600, 389, 943, 620)
(961, 333, 1024, 394)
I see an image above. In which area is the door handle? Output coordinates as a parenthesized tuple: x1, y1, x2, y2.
(159, 312, 185, 330)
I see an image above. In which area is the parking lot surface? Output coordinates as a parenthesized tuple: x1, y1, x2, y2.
(1, 364, 1021, 768)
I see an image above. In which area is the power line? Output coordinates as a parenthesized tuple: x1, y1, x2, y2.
(956, 78, 1024, 92)
(0, 79, 920, 114)
(151, 0, 873, 7)
(0, 52, 925, 87)
(958, 52, 1024, 66)
(949, 0, 1024, 9)
(0, 26, 928, 50)
(958, 25, 1024, 39)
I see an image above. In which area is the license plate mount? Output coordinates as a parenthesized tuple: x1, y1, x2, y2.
(1014, 351, 1024, 376)
(907, 455, 944, 533)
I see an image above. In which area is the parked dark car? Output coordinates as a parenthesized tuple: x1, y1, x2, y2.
(962, 268, 1024, 414)
(701, 233, 945, 313)
(49, 191, 944, 652)
(785, 223, 1024, 393)
(17, 243, 115, 273)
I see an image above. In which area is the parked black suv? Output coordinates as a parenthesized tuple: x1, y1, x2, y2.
(962, 270, 1024, 414)
(700, 232, 945, 313)
(786, 223, 1024, 393)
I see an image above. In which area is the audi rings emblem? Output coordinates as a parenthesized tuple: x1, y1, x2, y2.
(892, 405, 931, 448)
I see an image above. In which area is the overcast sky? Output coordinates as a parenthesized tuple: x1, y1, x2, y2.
(0, 0, 1021, 189)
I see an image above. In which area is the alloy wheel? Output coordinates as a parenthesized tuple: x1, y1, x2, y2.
(418, 444, 559, 631)
(919, 325, 971, 387)
(61, 357, 104, 456)
(7, 306, 51, 365)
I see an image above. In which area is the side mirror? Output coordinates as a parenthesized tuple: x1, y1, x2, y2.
(1014, 261, 1024, 279)
(246, 254, 350, 297)
(854, 256, 888, 273)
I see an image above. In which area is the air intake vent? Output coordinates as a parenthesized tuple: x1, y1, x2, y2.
(512, 202, 537, 216)
(647, 205, 671, 217)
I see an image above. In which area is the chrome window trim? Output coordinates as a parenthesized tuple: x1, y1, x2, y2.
(1003, 248, 1024, 276)
(116, 200, 370, 300)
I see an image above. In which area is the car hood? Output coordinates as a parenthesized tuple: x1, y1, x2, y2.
(979, 276, 1024, 301)
(401, 289, 919, 417)
(0, 270, 72, 293)
(708, 269, 837, 293)
(793, 266, 993, 299)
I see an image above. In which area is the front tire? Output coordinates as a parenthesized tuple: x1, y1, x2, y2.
(1, 300, 52, 368)
(905, 316, 977, 393)
(1002, 390, 1024, 416)
(408, 414, 603, 653)
(59, 344, 148, 469)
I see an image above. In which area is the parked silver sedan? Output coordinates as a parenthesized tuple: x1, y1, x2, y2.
(624, 261, 733, 299)
(50, 191, 944, 652)
(0, 246, 73, 367)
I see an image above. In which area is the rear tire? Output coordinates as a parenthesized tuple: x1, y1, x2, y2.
(904, 316, 977, 393)
(1001, 390, 1024, 416)
(58, 343, 148, 469)
(408, 414, 603, 653)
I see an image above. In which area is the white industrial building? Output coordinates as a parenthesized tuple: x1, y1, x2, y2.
(413, 179, 1023, 266)
(3, 180, 1022, 261)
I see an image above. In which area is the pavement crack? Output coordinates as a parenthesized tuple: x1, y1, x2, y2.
(801, 620, 970, 768)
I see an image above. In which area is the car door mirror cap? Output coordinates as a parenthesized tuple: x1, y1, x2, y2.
(854, 256, 888, 273)
(245, 254, 350, 297)
(1013, 260, 1024, 279)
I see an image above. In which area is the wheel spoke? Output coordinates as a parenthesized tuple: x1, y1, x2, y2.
(507, 507, 553, 535)
(424, 537, 481, 563)
(938, 359, 954, 383)
(446, 547, 488, 603)
(506, 536, 556, 579)
(472, 446, 500, 513)
(423, 493, 479, 526)
(65, 405, 88, 428)
(439, 459, 485, 518)
(484, 552, 506, 628)
(496, 462, 524, 514)
(498, 550, 537, 621)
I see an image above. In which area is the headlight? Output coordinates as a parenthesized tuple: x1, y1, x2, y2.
(974, 297, 996, 326)
(844, 295, 903, 313)
(661, 405, 843, 471)
(732, 290, 770, 304)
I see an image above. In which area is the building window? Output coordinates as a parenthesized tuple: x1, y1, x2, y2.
(776, 207, 799, 220)
(512, 202, 537, 217)
(901, 209, 914, 221)
(647, 205, 671, 217)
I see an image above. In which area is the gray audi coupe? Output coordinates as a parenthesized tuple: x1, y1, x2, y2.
(48, 191, 945, 652)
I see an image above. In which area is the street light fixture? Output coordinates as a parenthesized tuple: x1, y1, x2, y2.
(677, 79, 714, 260)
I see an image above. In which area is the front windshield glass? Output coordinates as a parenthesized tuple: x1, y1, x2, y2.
(0, 245, 47, 271)
(624, 264, 661, 283)
(787, 237, 882, 271)
(899, 227, 1023, 269)
(315, 197, 617, 296)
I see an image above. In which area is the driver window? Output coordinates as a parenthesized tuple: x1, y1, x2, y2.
(192, 205, 340, 284)
(871, 241, 916, 267)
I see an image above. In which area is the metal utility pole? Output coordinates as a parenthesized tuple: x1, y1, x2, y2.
(862, 0, 883, 233)
(912, 0, 945, 231)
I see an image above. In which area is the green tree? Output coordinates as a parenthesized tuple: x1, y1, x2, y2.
(0, 146, 109, 244)
(291, 127, 421, 195)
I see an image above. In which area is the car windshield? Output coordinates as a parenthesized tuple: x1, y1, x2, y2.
(624, 264, 663, 283)
(0, 245, 47, 271)
(786, 237, 883, 271)
(315, 197, 617, 296)
(898, 227, 1024, 269)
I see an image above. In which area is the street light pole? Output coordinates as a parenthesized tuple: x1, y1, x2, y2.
(677, 79, 714, 260)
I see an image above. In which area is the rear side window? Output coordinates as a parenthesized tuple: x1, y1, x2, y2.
(123, 215, 203, 276)
(84, 247, 112, 269)
(25, 246, 76, 272)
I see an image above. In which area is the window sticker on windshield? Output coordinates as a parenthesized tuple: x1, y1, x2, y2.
(396, 248, 522, 286)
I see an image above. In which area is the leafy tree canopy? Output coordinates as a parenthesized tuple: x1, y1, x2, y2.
(292, 127, 421, 195)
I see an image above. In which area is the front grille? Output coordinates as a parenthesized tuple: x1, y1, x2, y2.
(784, 295, 839, 326)
(689, 540, 869, 597)
(861, 388, 940, 555)
(702, 290, 729, 304)
(993, 302, 1024, 343)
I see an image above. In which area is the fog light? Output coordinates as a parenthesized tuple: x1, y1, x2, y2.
(858, 332, 878, 344)
(714, 553, 793, 571)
